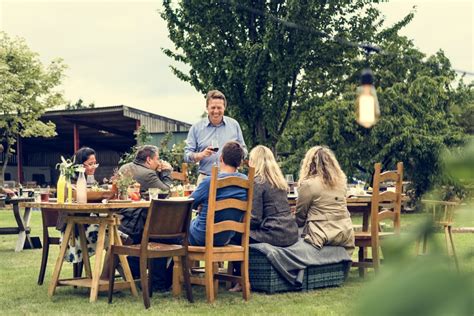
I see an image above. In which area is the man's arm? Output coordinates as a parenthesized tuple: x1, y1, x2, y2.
(145, 170, 170, 191)
(184, 124, 214, 163)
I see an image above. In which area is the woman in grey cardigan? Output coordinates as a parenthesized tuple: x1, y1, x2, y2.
(229, 145, 298, 292)
(248, 145, 298, 247)
(296, 146, 355, 256)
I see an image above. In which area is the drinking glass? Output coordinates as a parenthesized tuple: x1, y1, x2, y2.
(285, 174, 295, 193)
(148, 188, 159, 200)
(210, 139, 219, 153)
(40, 188, 50, 202)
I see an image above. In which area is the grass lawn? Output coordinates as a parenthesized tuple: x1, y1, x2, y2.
(0, 208, 472, 315)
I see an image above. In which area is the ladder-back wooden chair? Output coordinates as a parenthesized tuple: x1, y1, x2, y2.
(417, 200, 460, 271)
(38, 208, 82, 285)
(171, 163, 189, 184)
(107, 199, 194, 309)
(353, 162, 403, 275)
(173, 165, 255, 303)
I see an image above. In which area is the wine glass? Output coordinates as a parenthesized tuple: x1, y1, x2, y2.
(285, 174, 295, 194)
(210, 138, 219, 153)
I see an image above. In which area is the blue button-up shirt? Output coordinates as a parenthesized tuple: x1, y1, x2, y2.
(184, 116, 248, 175)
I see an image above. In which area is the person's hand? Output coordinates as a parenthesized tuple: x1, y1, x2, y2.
(158, 160, 172, 171)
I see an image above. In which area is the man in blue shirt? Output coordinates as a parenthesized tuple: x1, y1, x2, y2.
(184, 90, 247, 184)
(189, 141, 248, 246)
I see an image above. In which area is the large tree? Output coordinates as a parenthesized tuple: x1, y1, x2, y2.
(280, 25, 471, 198)
(161, 0, 384, 150)
(0, 32, 66, 186)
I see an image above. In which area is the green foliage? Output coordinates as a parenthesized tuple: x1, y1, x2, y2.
(281, 30, 471, 199)
(55, 156, 80, 180)
(161, 0, 384, 150)
(159, 131, 198, 184)
(65, 98, 95, 110)
(0, 31, 66, 185)
(118, 126, 152, 166)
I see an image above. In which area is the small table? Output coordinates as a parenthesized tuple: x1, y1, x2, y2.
(0, 197, 41, 252)
(20, 201, 150, 302)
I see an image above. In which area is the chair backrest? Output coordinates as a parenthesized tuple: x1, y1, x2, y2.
(41, 208, 60, 228)
(141, 199, 194, 248)
(421, 200, 458, 226)
(205, 165, 255, 250)
(370, 162, 403, 237)
(171, 163, 189, 184)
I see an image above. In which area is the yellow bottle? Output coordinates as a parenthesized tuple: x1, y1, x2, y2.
(57, 173, 66, 204)
(67, 179, 73, 203)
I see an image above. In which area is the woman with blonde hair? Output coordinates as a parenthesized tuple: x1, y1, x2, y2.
(248, 145, 298, 246)
(229, 145, 298, 292)
(296, 146, 354, 255)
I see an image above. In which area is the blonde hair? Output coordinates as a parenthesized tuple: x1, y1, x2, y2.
(298, 146, 347, 190)
(249, 145, 288, 191)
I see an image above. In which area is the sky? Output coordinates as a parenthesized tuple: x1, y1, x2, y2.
(0, 0, 472, 125)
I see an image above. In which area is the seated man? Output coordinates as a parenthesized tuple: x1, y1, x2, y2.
(189, 141, 247, 246)
(119, 145, 172, 195)
(117, 145, 175, 291)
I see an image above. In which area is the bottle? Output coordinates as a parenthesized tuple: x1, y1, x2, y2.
(76, 168, 87, 203)
(57, 171, 66, 204)
(177, 184, 184, 197)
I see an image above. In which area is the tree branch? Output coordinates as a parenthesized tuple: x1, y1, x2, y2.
(277, 70, 298, 136)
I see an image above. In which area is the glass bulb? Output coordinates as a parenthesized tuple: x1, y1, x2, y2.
(356, 84, 380, 128)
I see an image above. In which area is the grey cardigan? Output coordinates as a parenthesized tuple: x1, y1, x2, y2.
(250, 178, 298, 247)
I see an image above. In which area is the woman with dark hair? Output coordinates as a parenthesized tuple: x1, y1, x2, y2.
(74, 147, 98, 183)
(58, 147, 102, 265)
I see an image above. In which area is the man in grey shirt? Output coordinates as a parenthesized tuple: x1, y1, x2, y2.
(184, 90, 247, 184)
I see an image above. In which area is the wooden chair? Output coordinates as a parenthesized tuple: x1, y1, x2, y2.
(38, 208, 82, 285)
(107, 199, 194, 309)
(417, 200, 460, 271)
(173, 165, 255, 303)
(353, 162, 403, 276)
(171, 163, 189, 184)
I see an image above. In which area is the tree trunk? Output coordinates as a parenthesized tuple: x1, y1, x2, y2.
(0, 142, 10, 188)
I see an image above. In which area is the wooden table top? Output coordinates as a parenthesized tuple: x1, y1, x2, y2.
(19, 201, 151, 213)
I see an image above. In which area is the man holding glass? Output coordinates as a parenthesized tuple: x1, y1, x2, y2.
(184, 90, 247, 185)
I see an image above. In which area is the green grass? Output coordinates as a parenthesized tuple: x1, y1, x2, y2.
(0, 208, 472, 315)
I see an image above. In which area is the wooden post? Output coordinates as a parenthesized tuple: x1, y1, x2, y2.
(73, 123, 79, 152)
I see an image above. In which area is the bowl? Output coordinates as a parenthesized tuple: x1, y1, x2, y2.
(87, 190, 115, 202)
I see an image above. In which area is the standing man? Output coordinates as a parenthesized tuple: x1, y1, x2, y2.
(184, 90, 247, 184)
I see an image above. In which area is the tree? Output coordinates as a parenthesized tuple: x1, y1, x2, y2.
(0, 32, 66, 186)
(161, 0, 384, 151)
(280, 26, 472, 198)
(65, 98, 95, 110)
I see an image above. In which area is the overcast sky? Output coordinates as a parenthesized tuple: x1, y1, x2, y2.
(0, 0, 472, 125)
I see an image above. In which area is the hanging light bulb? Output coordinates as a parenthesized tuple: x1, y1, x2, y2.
(355, 68, 380, 128)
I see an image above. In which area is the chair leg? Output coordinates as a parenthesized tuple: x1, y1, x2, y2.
(107, 253, 116, 304)
(444, 226, 452, 256)
(447, 226, 460, 272)
(212, 262, 219, 298)
(148, 259, 153, 298)
(38, 238, 49, 285)
(422, 233, 428, 254)
(204, 259, 215, 303)
(358, 247, 366, 278)
(241, 259, 251, 301)
(372, 245, 380, 274)
(226, 262, 233, 289)
(172, 256, 182, 297)
(140, 257, 151, 309)
(181, 255, 193, 303)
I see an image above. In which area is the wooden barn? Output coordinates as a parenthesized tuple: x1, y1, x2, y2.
(1, 105, 191, 186)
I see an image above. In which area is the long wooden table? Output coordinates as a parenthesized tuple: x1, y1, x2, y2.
(19, 201, 151, 303)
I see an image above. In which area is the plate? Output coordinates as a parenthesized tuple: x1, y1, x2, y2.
(108, 199, 132, 204)
(167, 197, 192, 201)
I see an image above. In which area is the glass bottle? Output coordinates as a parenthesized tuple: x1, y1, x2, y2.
(76, 168, 87, 203)
(57, 170, 66, 204)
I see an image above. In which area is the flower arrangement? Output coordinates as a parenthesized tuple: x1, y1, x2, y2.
(56, 156, 80, 179)
(110, 168, 136, 199)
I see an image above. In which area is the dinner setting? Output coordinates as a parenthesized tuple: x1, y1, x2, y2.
(0, 1, 472, 315)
